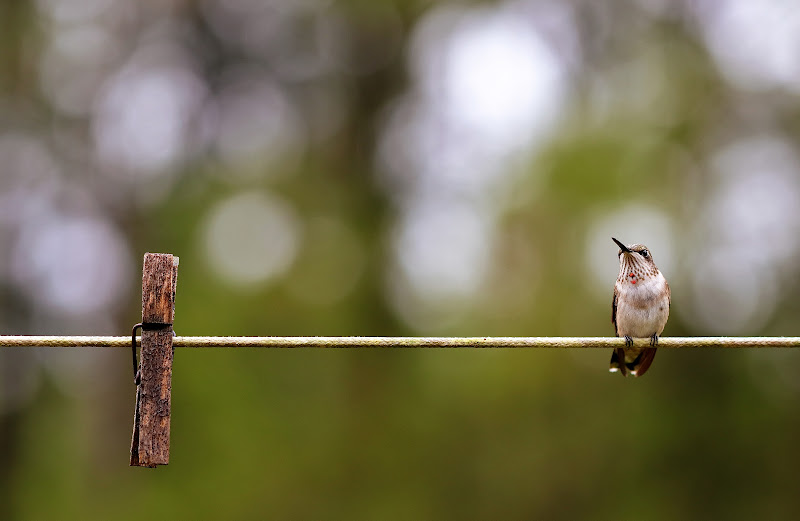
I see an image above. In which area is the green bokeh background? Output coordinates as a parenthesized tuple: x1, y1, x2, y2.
(2, 1, 800, 520)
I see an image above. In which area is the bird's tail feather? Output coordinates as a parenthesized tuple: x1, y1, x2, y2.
(610, 347, 657, 377)
(609, 348, 627, 376)
(629, 348, 657, 377)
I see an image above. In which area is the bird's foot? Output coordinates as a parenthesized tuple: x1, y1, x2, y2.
(624, 335, 633, 348)
(650, 334, 658, 347)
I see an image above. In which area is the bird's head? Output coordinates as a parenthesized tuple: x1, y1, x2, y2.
(612, 237, 658, 277)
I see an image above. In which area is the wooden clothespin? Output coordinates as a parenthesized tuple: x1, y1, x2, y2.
(130, 253, 179, 467)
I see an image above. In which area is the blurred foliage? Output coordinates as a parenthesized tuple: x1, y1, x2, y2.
(3, 1, 800, 520)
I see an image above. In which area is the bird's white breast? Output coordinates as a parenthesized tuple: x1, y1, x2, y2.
(615, 272, 669, 338)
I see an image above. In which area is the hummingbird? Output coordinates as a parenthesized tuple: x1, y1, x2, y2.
(610, 237, 670, 377)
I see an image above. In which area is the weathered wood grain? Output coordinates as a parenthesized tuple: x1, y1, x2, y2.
(131, 253, 178, 467)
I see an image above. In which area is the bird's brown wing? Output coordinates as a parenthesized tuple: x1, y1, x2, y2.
(611, 288, 619, 336)
(666, 280, 671, 308)
(610, 289, 627, 375)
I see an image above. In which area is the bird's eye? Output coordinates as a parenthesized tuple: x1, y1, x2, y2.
(640, 249, 649, 258)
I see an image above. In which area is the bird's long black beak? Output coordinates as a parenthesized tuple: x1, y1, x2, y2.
(612, 237, 631, 253)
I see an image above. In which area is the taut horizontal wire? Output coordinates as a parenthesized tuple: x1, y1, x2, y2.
(0, 336, 799, 348)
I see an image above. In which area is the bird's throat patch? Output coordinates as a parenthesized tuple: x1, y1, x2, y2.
(627, 272, 638, 284)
